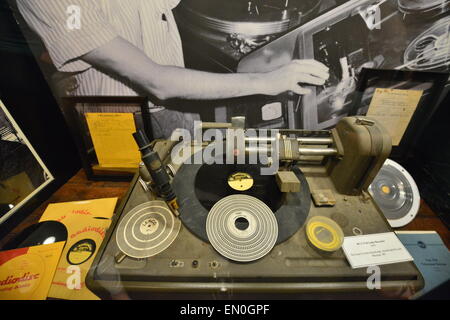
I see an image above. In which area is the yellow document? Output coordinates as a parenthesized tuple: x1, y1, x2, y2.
(367, 88, 423, 146)
(0, 172, 34, 206)
(0, 242, 65, 300)
(85, 113, 140, 168)
(39, 198, 117, 300)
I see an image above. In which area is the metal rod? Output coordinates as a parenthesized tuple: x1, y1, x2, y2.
(298, 147, 337, 156)
(245, 137, 333, 145)
(297, 137, 333, 145)
(245, 146, 337, 157)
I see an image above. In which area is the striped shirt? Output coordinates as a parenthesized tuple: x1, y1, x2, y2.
(16, 0, 184, 103)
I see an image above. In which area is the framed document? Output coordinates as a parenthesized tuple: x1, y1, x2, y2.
(61, 96, 149, 181)
(349, 69, 448, 159)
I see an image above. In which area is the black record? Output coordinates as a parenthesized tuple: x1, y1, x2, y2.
(172, 149, 311, 244)
(1, 221, 68, 251)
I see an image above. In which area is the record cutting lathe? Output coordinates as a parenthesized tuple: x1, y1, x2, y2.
(86, 116, 423, 299)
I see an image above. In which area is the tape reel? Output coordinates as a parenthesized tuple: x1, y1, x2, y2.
(403, 16, 450, 71)
(206, 195, 278, 262)
(369, 159, 420, 228)
(306, 216, 344, 253)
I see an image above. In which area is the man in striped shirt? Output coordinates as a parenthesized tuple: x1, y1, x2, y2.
(15, 0, 329, 139)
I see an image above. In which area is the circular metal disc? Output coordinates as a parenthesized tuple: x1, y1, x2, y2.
(403, 16, 450, 71)
(206, 195, 278, 262)
(177, 0, 322, 36)
(369, 159, 420, 228)
(116, 201, 181, 259)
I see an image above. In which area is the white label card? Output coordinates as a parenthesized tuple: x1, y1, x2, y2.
(342, 232, 413, 269)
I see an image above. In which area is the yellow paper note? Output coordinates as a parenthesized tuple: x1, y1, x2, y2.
(0, 242, 65, 300)
(85, 113, 140, 168)
(39, 198, 117, 300)
(0, 172, 34, 206)
(367, 88, 423, 146)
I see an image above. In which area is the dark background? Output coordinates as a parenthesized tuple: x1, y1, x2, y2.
(0, 2, 81, 239)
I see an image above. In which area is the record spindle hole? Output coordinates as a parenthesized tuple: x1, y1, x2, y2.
(235, 217, 250, 231)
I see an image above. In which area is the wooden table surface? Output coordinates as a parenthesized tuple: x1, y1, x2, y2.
(1, 169, 449, 249)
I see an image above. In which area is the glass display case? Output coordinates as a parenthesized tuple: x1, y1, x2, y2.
(0, 99, 54, 224)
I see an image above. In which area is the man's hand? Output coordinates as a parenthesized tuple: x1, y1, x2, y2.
(261, 59, 329, 96)
(82, 37, 329, 100)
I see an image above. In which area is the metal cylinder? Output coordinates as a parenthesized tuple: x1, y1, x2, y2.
(297, 137, 333, 145)
(245, 146, 337, 157)
(245, 137, 333, 145)
(298, 147, 338, 156)
(245, 137, 276, 143)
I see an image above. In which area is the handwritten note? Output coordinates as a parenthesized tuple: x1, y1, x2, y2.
(367, 88, 423, 146)
(85, 113, 140, 169)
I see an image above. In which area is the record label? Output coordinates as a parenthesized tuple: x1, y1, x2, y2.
(227, 172, 254, 191)
(66, 239, 96, 265)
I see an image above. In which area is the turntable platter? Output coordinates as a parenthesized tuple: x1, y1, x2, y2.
(115, 201, 181, 259)
(172, 149, 311, 244)
(178, 0, 323, 36)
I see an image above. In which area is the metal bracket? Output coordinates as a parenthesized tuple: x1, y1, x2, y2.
(358, 0, 387, 30)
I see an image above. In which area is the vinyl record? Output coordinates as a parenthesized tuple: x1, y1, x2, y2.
(1, 221, 68, 251)
(116, 201, 181, 259)
(369, 159, 420, 228)
(206, 195, 278, 262)
(172, 147, 311, 245)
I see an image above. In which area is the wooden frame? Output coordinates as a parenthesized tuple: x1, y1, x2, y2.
(60, 96, 150, 181)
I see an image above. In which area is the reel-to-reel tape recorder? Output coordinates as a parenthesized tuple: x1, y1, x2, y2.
(86, 116, 423, 299)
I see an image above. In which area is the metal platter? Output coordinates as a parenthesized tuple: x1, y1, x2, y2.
(116, 201, 181, 259)
(368, 159, 420, 228)
(206, 195, 278, 262)
(177, 0, 323, 36)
